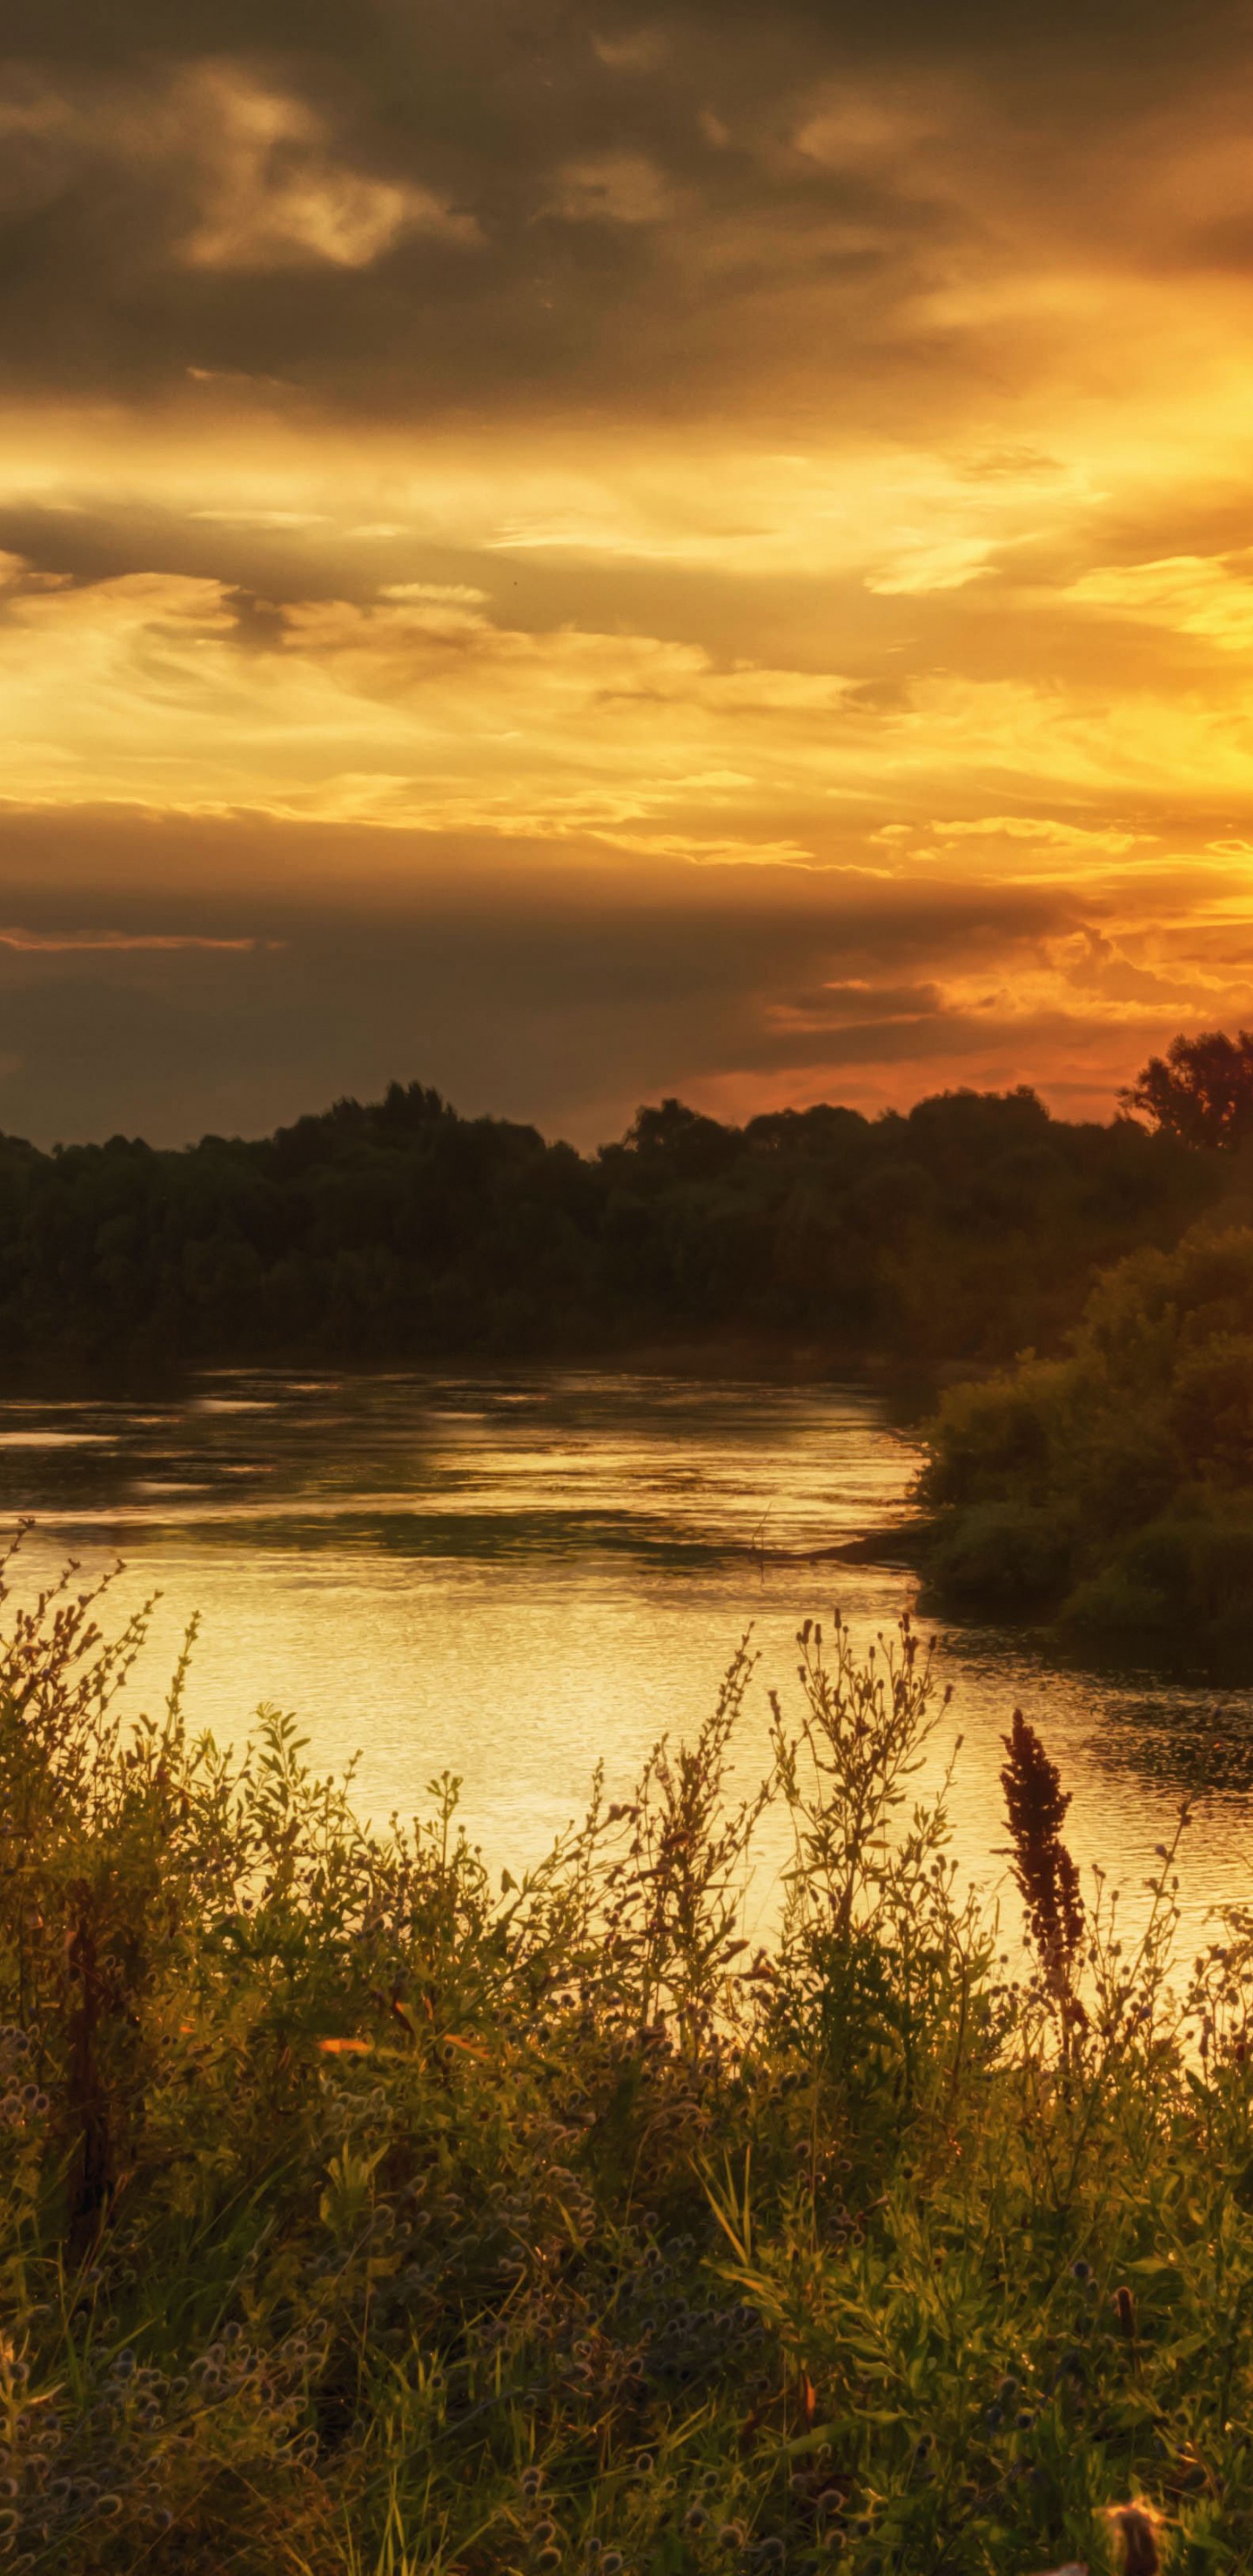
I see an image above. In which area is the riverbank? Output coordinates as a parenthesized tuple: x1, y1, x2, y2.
(918, 1223, 1253, 1678)
(5, 1556, 1252, 2574)
(1, 1365, 1249, 1935)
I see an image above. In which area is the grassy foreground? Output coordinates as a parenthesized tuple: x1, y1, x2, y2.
(0, 1546, 1250, 2573)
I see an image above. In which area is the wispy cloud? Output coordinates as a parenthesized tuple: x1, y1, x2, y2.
(0, 929, 265, 952)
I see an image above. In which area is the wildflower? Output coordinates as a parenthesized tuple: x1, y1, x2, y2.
(685, 2505, 707, 2532)
(533, 2521, 557, 2548)
(1104, 2504, 1162, 2576)
(718, 2526, 747, 2551)
(1000, 1712, 1085, 2009)
(600, 2556, 624, 2575)
(521, 2469, 544, 2499)
(538, 2554, 562, 2571)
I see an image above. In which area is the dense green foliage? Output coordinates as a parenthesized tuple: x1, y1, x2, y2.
(1, 1550, 1250, 2573)
(919, 1224, 1253, 1663)
(1121, 1031, 1253, 1153)
(0, 1082, 1218, 1382)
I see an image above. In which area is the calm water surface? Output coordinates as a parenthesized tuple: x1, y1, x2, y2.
(2, 1371, 1250, 1961)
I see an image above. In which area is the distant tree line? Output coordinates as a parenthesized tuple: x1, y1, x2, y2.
(0, 1071, 1227, 1384)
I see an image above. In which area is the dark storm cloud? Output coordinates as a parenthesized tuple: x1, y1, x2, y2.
(0, 806, 1091, 1142)
(0, 0, 1246, 417)
(0, 500, 424, 619)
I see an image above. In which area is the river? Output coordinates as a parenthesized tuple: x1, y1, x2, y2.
(1, 1369, 1250, 1965)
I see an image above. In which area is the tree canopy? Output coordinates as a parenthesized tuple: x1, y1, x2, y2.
(1120, 1028, 1253, 1150)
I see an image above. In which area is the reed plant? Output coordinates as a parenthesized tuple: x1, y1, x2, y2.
(0, 1537, 1248, 2573)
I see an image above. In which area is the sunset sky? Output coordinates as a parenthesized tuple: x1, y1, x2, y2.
(3, 0, 1253, 1144)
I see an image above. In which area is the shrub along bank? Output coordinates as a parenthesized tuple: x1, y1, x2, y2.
(918, 1224, 1253, 1667)
(0, 1547, 1250, 2573)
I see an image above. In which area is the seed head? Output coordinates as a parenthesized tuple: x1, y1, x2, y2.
(1104, 2503, 1163, 2576)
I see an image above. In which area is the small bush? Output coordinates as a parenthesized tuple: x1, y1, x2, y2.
(925, 1499, 1075, 1613)
(1058, 1565, 1177, 1643)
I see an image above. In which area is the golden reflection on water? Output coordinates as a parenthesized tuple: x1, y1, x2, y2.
(1, 1370, 1250, 1970)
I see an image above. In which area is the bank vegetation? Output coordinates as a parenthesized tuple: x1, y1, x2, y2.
(0, 1545, 1247, 2573)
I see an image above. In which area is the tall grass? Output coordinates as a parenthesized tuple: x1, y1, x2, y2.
(0, 1539, 1249, 2573)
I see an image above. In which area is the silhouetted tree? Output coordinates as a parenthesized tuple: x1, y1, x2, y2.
(1121, 1029, 1253, 1150)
